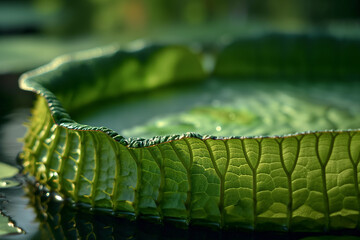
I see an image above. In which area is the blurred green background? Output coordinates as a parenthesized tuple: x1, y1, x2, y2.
(1, 0, 360, 118)
(1, 0, 360, 74)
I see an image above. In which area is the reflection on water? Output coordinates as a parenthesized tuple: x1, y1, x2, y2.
(3, 182, 357, 240)
(0, 109, 30, 165)
(0, 109, 41, 240)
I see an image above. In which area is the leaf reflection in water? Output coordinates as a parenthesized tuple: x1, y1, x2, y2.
(25, 183, 360, 240)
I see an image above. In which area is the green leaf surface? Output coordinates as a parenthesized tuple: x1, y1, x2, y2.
(0, 162, 20, 189)
(89, 79, 359, 139)
(19, 36, 360, 232)
(214, 34, 360, 78)
(0, 162, 18, 180)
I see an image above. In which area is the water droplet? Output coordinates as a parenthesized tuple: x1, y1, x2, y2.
(216, 126, 222, 132)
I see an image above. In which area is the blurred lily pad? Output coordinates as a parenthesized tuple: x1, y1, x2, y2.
(0, 162, 18, 179)
(0, 212, 22, 236)
(0, 36, 112, 74)
(0, 162, 21, 236)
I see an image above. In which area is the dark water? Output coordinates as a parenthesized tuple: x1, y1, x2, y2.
(0, 109, 43, 240)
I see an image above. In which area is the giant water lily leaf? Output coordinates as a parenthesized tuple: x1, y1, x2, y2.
(19, 36, 360, 232)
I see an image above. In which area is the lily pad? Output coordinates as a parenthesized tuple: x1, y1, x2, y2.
(0, 162, 22, 236)
(19, 35, 360, 232)
(0, 162, 18, 180)
(0, 213, 22, 236)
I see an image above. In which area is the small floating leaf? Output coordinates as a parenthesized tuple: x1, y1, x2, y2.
(0, 212, 22, 236)
(0, 162, 18, 179)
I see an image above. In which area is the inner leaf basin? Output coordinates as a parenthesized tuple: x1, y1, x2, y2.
(75, 78, 360, 139)
(20, 34, 360, 232)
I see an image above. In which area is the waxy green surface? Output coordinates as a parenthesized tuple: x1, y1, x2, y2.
(77, 79, 360, 139)
(20, 36, 360, 232)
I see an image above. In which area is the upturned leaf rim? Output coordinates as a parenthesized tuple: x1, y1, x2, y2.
(18, 39, 360, 148)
